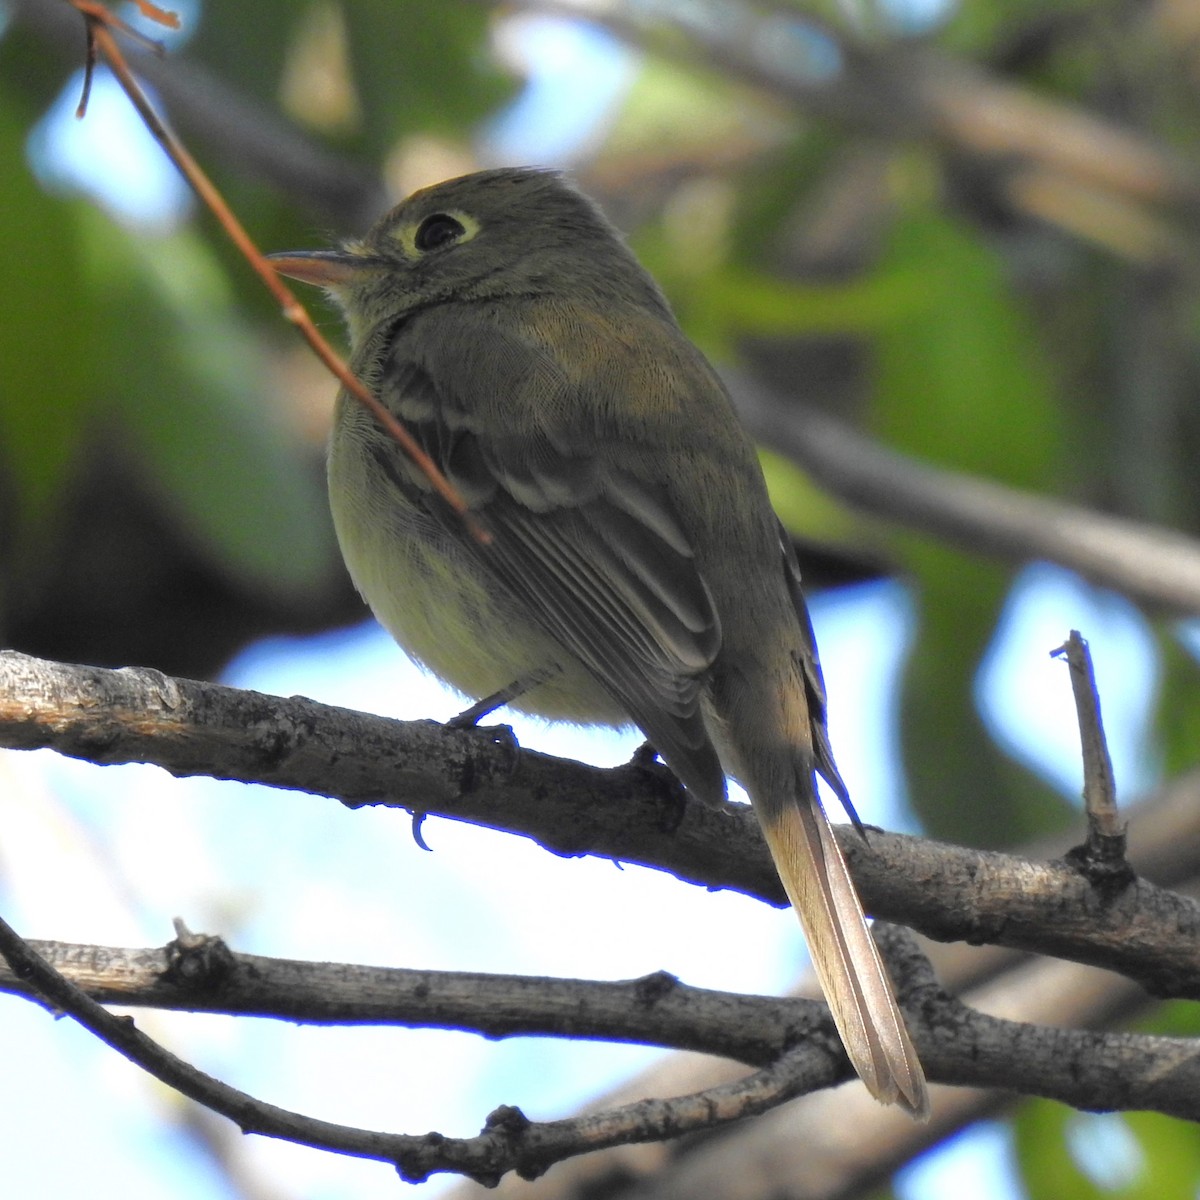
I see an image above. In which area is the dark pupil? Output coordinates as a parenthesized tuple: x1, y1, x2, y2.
(415, 214, 465, 252)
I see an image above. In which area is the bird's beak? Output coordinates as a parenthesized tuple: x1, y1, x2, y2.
(267, 249, 376, 288)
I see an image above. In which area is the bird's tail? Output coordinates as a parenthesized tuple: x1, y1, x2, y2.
(754, 789, 930, 1119)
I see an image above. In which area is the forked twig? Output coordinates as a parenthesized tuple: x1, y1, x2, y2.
(0, 906, 849, 1185)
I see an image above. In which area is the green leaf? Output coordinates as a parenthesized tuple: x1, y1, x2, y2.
(1154, 627, 1200, 780)
(873, 207, 1063, 489)
(1015, 1099, 1200, 1200)
(342, 0, 511, 157)
(899, 543, 1072, 844)
(760, 449, 864, 544)
(636, 240, 930, 362)
(1014, 1100, 1106, 1200)
(187, 0, 304, 109)
(0, 89, 96, 556)
(873, 204, 1071, 842)
(1119, 1112, 1200, 1199)
(77, 207, 337, 601)
(1132, 998, 1200, 1038)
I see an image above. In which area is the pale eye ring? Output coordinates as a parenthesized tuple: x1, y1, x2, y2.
(414, 213, 466, 252)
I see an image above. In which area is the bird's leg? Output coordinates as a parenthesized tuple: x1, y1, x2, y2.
(446, 665, 560, 728)
(625, 740, 695, 833)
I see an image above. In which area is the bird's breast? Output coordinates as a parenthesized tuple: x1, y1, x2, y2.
(327, 397, 627, 726)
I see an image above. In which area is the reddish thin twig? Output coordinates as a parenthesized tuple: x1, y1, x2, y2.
(75, 2, 166, 119)
(70, 1, 486, 541)
(129, 0, 180, 28)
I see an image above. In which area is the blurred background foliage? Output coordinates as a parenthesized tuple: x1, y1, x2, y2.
(4, 0, 1200, 1195)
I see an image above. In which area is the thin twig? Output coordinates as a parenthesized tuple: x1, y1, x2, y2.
(0, 909, 412, 1164)
(0, 932, 830, 1067)
(0, 907, 857, 1185)
(69, 1, 486, 542)
(1052, 631, 1131, 886)
(128, 0, 179, 28)
(75, 0, 161, 120)
(1053, 631, 1122, 838)
(12, 0, 384, 226)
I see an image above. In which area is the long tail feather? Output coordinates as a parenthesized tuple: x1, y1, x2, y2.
(754, 791, 930, 1119)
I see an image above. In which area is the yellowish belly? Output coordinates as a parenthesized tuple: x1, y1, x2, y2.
(328, 408, 628, 727)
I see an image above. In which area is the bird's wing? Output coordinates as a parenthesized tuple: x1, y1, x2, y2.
(367, 303, 728, 804)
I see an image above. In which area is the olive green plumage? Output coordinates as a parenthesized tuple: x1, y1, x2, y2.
(271, 167, 928, 1117)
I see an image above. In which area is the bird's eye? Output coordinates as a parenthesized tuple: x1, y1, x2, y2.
(414, 213, 466, 252)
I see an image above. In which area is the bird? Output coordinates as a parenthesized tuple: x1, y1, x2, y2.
(269, 167, 929, 1117)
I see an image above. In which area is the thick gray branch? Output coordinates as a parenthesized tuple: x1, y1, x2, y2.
(5, 650, 1200, 999)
